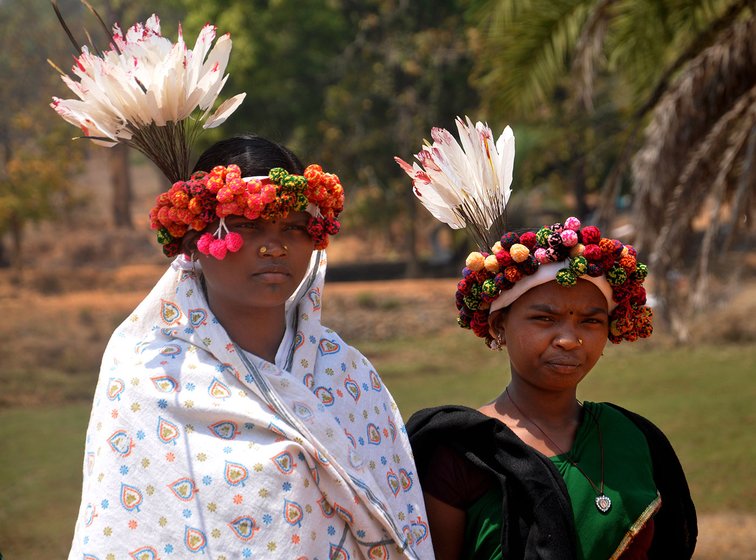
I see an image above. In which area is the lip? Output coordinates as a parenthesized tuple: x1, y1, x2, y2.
(545, 359, 582, 373)
(252, 266, 291, 283)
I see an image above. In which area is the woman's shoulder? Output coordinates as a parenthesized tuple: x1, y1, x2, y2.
(407, 404, 530, 468)
(407, 404, 491, 436)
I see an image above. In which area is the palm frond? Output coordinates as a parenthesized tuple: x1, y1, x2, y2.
(473, 0, 597, 116)
(632, 15, 756, 253)
(571, 0, 615, 111)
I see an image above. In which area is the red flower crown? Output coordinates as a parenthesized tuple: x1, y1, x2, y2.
(150, 164, 344, 258)
(456, 216, 653, 346)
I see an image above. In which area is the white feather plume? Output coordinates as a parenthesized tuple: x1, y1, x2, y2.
(395, 116, 515, 249)
(51, 14, 245, 182)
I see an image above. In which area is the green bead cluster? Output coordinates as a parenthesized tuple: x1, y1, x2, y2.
(269, 167, 288, 183)
(556, 268, 577, 286)
(157, 228, 174, 245)
(536, 226, 552, 246)
(606, 265, 628, 285)
(482, 278, 498, 296)
(570, 255, 588, 276)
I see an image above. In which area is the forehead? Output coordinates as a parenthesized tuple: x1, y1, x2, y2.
(512, 279, 608, 312)
(226, 211, 311, 224)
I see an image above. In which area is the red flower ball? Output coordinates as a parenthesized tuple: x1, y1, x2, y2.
(580, 226, 601, 244)
(496, 250, 513, 268)
(519, 231, 537, 250)
(582, 244, 603, 261)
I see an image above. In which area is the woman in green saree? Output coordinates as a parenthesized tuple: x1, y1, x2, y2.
(397, 118, 697, 559)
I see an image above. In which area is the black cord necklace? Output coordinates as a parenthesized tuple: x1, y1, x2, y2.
(505, 387, 612, 514)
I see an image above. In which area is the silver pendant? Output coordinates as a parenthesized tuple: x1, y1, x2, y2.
(595, 494, 612, 513)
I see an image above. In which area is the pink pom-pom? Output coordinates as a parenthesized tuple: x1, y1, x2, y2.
(209, 238, 228, 259)
(534, 248, 551, 264)
(262, 185, 277, 203)
(224, 231, 243, 252)
(564, 217, 581, 231)
(561, 229, 578, 247)
(196, 232, 214, 255)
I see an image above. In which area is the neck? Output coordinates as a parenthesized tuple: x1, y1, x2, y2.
(207, 294, 287, 364)
(498, 381, 582, 429)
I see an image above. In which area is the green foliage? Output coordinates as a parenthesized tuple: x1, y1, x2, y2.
(320, 0, 478, 243)
(467, 0, 755, 234)
(176, 0, 350, 158)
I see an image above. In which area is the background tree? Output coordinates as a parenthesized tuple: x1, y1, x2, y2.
(0, 0, 86, 271)
(50, 0, 187, 228)
(321, 0, 479, 271)
(471, 0, 755, 341)
(176, 0, 350, 157)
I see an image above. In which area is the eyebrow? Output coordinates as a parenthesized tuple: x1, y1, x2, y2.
(528, 303, 608, 316)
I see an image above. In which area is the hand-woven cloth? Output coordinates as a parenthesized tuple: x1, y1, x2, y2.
(69, 253, 432, 559)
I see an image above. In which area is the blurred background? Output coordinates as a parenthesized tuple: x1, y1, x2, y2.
(0, 0, 754, 557)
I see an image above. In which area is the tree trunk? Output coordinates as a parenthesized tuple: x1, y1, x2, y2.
(109, 143, 133, 228)
(0, 237, 8, 268)
(100, 0, 133, 229)
(9, 212, 23, 283)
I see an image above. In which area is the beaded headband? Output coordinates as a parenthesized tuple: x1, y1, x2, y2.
(456, 217, 652, 345)
(396, 117, 652, 346)
(150, 163, 344, 259)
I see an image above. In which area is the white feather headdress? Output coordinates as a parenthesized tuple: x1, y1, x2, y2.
(395, 116, 515, 250)
(50, 7, 245, 183)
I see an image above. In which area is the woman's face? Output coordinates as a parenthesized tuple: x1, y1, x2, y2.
(490, 279, 609, 393)
(197, 211, 315, 313)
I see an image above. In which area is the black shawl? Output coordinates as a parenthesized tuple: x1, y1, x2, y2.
(406, 404, 697, 559)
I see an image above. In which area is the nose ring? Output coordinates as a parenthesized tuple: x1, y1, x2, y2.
(578, 338, 583, 345)
(258, 245, 268, 256)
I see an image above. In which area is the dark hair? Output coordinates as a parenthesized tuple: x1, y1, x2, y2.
(192, 134, 304, 176)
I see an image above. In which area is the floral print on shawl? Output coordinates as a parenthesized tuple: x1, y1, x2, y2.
(68, 253, 432, 559)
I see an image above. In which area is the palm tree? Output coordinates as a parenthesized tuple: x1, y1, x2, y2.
(471, 0, 755, 341)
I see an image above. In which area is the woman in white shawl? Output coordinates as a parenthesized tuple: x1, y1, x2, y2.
(68, 135, 433, 560)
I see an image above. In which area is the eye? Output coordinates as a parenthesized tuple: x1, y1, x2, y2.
(231, 220, 258, 229)
(284, 223, 309, 232)
(531, 315, 554, 322)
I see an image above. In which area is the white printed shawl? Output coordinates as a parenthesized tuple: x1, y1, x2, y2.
(69, 253, 433, 560)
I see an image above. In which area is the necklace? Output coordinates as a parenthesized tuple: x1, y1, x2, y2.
(505, 387, 612, 514)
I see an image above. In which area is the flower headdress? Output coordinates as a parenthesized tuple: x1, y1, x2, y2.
(150, 164, 344, 258)
(51, 7, 344, 259)
(396, 117, 652, 346)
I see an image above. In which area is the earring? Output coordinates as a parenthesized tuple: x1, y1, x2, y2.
(258, 245, 268, 256)
(283, 244, 289, 252)
(578, 338, 583, 345)
(190, 251, 198, 275)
